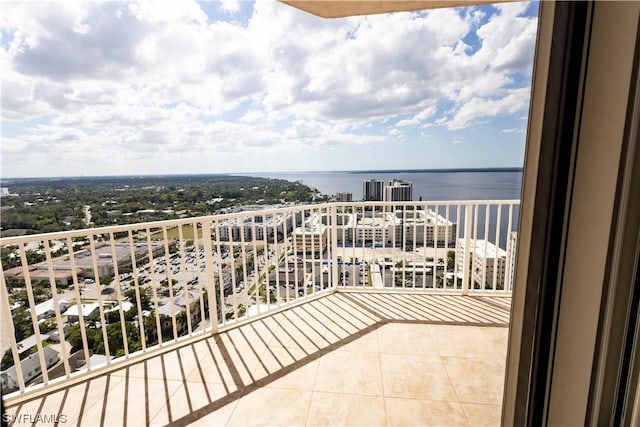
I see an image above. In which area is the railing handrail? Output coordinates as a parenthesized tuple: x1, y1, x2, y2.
(0, 199, 520, 245)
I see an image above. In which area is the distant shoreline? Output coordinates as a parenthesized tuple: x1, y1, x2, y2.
(1, 167, 523, 182)
(343, 167, 522, 174)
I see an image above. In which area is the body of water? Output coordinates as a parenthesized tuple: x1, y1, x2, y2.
(245, 169, 522, 249)
(246, 169, 522, 201)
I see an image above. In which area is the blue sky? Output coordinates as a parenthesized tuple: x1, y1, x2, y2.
(0, 1, 538, 178)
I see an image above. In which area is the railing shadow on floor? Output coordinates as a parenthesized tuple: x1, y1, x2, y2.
(4, 292, 510, 426)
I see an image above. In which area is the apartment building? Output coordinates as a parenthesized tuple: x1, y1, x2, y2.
(216, 213, 293, 242)
(399, 209, 457, 245)
(334, 192, 353, 202)
(384, 179, 413, 202)
(292, 215, 327, 254)
(455, 238, 507, 290)
(362, 179, 383, 201)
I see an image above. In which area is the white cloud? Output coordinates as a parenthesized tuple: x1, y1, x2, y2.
(219, 0, 240, 13)
(1, 0, 538, 176)
(443, 87, 531, 130)
(502, 128, 525, 134)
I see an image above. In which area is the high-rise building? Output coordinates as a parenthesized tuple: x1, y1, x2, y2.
(455, 238, 507, 290)
(363, 179, 383, 201)
(335, 192, 353, 202)
(384, 179, 413, 202)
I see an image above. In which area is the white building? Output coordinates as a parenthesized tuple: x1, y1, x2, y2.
(384, 179, 413, 202)
(29, 298, 70, 320)
(398, 209, 457, 245)
(335, 192, 353, 202)
(455, 239, 507, 290)
(353, 212, 397, 245)
(320, 209, 457, 247)
(216, 213, 293, 242)
(292, 215, 327, 254)
(0, 347, 59, 393)
(158, 290, 202, 334)
(63, 303, 101, 323)
(506, 231, 518, 291)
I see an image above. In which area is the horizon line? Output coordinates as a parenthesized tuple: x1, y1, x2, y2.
(0, 166, 523, 181)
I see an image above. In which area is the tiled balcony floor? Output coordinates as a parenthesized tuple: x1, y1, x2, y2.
(5, 292, 511, 426)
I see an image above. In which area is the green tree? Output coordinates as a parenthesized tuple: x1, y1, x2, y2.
(124, 288, 152, 311)
(100, 275, 113, 286)
(92, 322, 140, 355)
(446, 250, 456, 272)
(67, 323, 94, 353)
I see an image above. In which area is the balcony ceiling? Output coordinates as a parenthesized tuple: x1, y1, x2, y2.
(280, 0, 513, 18)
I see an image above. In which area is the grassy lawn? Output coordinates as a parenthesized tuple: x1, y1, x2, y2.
(150, 224, 204, 241)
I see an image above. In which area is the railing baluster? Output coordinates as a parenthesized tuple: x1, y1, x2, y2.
(145, 228, 164, 346)
(87, 235, 110, 362)
(213, 219, 225, 325)
(462, 203, 472, 295)
(494, 204, 503, 291)
(177, 225, 193, 335)
(192, 221, 207, 332)
(107, 233, 129, 358)
(42, 238, 71, 377)
(0, 265, 26, 393)
(508, 202, 516, 292)
(127, 231, 146, 352)
(202, 219, 219, 334)
(330, 204, 339, 290)
(483, 204, 490, 291)
(161, 226, 178, 340)
(18, 242, 49, 385)
(238, 216, 248, 317)
(67, 237, 92, 365)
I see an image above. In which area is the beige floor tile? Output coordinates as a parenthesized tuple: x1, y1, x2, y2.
(64, 373, 126, 425)
(385, 397, 469, 427)
(327, 298, 380, 325)
(264, 358, 319, 391)
(444, 357, 505, 404)
(321, 321, 356, 345)
(377, 323, 441, 357)
(252, 345, 318, 389)
(151, 378, 240, 425)
(428, 325, 505, 360)
(116, 348, 197, 381)
(220, 343, 268, 386)
(268, 312, 331, 351)
(186, 340, 243, 394)
(38, 374, 124, 426)
(380, 353, 458, 401)
(182, 399, 240, 427)
(287, 304, 333, 325)
(481, 327, 509, 351)
(330, 329, 380, 353)
(77, 376, 182, 426)
(296, 303, 339, 326)
(462, 403, 502, 427)
(220, 317, 281, 348)
(226, 386, 313, 426)
(3, 380, 98, 427)
(314, 350, 383, 396)
(306, 391, 387, 426)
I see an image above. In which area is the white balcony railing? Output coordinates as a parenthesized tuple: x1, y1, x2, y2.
(0, 200, 518, 401)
